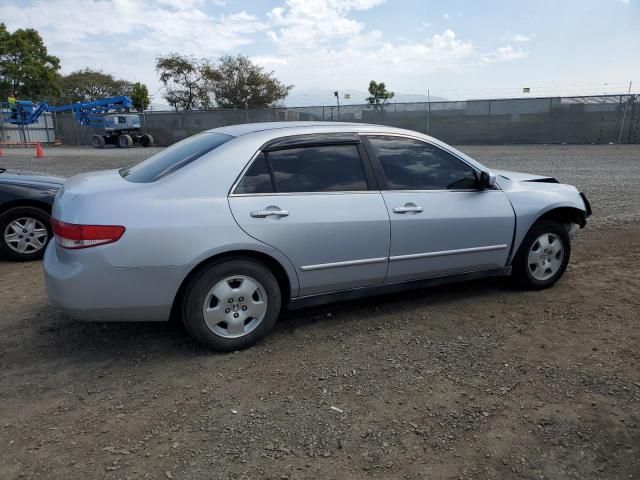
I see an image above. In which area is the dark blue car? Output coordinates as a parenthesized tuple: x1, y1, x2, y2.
(0, 168, 64, 261)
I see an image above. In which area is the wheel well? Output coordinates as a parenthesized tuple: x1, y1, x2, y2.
(0, 200, 52, 217)
(536, 207, 587, 228)
(169, 250, 292, 321)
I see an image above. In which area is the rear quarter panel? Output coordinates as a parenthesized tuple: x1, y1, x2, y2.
(53, 158, 301, 298)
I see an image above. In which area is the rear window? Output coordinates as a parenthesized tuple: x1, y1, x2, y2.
(120, 132, 233, 183)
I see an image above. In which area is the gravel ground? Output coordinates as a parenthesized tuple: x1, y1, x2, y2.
(1, 145, 639, 479)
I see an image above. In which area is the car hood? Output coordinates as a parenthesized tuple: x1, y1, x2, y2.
(492, 169, 557, 183)
(0, 169, 66, 187)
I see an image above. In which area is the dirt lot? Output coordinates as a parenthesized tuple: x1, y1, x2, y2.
(1, 145, 639, 479)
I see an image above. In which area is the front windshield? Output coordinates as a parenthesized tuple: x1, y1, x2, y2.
(120, 132, 233, 183)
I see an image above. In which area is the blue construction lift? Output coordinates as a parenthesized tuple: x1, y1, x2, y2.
(1, 96, 154, 148)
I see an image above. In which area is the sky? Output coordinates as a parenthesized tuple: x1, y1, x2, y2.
(1, 0, 639, 107)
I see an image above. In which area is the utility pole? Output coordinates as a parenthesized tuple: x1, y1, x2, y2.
(617, 81, 633, 144)
(334, 91, 340, 121)
(426, 89, 431, 135)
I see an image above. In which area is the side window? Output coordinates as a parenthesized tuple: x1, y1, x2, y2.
(368, 136, 478, 190)
(234, 153, 274, 194)
(267, 144, 368, 193)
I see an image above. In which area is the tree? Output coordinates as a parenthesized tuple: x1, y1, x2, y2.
(366, 80, 394, 111)
(131, 82, 150, 110)
(56, 68, 132, 104)
(0, 23, 60, 100)
(210, 55, 292, 109)
(156, 53, 216, 111)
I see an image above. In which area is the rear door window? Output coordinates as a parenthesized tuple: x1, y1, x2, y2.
(234, 153, 274, 194)
(267, 144, 368, 193)
(121, 132, 233, 183)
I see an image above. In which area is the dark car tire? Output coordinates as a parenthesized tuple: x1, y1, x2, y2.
(181, 258, 281, 351)
(0, 206, 52, 261)
(512, 219, 571, 290)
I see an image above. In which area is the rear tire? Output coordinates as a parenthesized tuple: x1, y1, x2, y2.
(91, 135, 105, 149)
(512, 219, 571, 289)
(117, 134, 133, 148)
(141, 134, 154, 147)
(181, 258, 281, 351)
(0, 207, 52, 261)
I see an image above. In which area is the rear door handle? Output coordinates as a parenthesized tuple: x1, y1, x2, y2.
(250, 208, 289, 218)
(393, 204, 423, 214)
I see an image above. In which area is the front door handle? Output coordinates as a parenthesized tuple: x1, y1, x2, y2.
(393, 203, 423, 214)
(250, 207, 289, 218)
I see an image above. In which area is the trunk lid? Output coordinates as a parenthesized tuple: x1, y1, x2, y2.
(0, 169, 65, 186)
(53, 169, 141, 224)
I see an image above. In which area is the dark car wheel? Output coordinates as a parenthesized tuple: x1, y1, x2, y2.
(512, 219, 571, 289)
(0, 206, 52, 261)
(181, 258, 281, 351)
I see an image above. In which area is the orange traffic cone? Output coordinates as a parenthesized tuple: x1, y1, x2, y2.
(36, 143, 44, 158)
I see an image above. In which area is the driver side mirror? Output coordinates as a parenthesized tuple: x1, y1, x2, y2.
(479, 171, 497, 190)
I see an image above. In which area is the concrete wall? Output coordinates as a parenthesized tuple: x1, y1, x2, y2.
(52, 94, 639, 147)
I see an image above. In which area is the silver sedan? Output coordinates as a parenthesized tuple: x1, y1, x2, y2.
(44, 122, 591, 351)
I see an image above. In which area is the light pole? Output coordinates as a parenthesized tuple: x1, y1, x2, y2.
(334, 91, 340, 121)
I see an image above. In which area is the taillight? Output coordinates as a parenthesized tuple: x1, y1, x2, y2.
(51, 218, 125, 249)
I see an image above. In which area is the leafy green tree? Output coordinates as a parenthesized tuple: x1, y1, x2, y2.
(156, 53, 217, 111)
(0, 23, 61, 100)
(130, 82, 150, 110)
(56, 68, 132, 104)
(210, 55, 293, 109)
(366, 80, 394, 111)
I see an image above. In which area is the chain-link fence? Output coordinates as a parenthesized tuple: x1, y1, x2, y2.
(43, 93, 640, 146)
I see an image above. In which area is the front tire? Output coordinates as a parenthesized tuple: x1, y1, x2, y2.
(512, 219, 571, 289)
(181, 258, 281, 351)
(0, 207, 52, 261)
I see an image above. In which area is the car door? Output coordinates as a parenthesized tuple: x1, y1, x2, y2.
(228, 136, 390, 297)
(363, 134, 515, 283)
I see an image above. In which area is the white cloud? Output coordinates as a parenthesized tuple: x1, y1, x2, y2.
(0, 1, 264, 58)
(266, 0, 386, 51)
(253, 29, 479, 94)
(443, 13, 451, 19)
(502, 32, 536, 42)
(0, 0, 532, 104)
(482, 44, 528, 63)
(0, 0, 266, 102)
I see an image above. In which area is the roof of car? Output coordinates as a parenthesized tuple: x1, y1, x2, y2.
(204, 121, 488, 174)
(208, 121, 399, 137)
